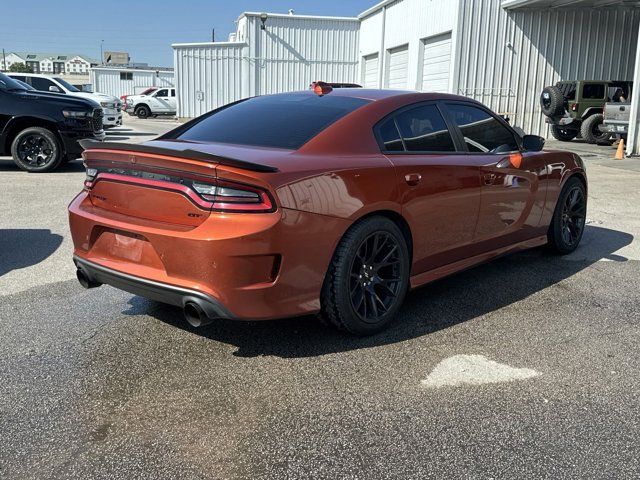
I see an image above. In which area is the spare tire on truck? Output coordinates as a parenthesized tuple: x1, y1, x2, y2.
(540, 86, 565, 117)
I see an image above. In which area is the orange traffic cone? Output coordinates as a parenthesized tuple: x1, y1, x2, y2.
(615, 138, 625, 160)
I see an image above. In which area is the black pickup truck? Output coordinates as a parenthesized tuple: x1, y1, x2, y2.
(0, 72, 105, 172)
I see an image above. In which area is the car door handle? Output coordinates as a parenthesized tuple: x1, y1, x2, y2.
(405, 173, 422, 186)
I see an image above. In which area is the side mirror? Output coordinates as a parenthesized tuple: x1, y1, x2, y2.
(522, 134, 545, 152)
(49, 85, 61, 93)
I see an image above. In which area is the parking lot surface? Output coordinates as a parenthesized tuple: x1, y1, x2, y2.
(1, 126, 639, 478)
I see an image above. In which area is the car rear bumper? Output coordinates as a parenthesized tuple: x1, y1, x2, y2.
(599, 123, 628, 134)
(68, 191, 349, 321)
(74, 255, 234, 320)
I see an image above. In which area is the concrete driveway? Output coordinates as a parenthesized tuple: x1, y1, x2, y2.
(1, 130, 639, 478)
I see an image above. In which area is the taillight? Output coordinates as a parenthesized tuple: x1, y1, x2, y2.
(191, 180, 274, 212)
(84, 164, 97, 189)
(571, 103, 579, 112)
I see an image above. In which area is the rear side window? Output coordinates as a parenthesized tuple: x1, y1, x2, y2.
(557, 82, 577, 101)
(175, 94, 371, 149)
(378, 118, 404, 151)
(395, 105, 455, 152)
(445, 103, 519, 153)
(582, 83, 605, 99)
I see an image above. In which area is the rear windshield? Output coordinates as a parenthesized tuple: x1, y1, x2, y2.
(174, 93, 371, 149)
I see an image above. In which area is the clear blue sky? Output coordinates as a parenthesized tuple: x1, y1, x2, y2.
(0, 0, 373, 67)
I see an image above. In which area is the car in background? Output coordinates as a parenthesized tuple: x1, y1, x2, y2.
(8, 73, 123, 129)
(120, 87, 157, 107)
(540, 80, 632, 144)
(0, 72, 105, 172)
(125, 87, 176, 118)
(71, 89, 587, 335)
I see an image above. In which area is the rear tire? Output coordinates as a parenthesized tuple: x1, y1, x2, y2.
(547, 177, 587, 255)
(10, 127, 63, 173)
(550, 125, 578, 142)
(540, 86, 565, 117)
(580, 114, 610, 144)
(319, 217, 410, 336)
(135, 105, 151, 119)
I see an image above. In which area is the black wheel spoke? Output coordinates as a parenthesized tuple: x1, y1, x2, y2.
(348, 230, 404, 324)
(560, 185, 586, 247)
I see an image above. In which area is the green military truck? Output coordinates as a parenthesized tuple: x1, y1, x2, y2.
(540, 80, 632, 144)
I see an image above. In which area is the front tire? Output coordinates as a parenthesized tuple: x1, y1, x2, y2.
(550, 125, 578, 142)
(580, 114, 610, 144)
(10, 127, 63, 172)
(547, 177, 587, 254)
(319, 217, 410, 335)
(135, 105, 151, 119)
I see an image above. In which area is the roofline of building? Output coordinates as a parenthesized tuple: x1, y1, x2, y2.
(171, 40, 247, 48)
(238, 11, 358, 22)
(358, 0, 395, 19)
(501, 0, 542, 9)
(90, 66, 174, 73)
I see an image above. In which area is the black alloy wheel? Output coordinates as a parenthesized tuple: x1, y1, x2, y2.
(319, 216, 410, 335)
(10, 127, 63, 172)
(548, 177, 587, 254)
(17, 133, 55, 167)
(560, 185, 586, 248)
(349, 231, 403, 323)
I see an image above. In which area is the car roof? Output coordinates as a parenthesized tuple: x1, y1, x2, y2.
(281, 88, 477, 103)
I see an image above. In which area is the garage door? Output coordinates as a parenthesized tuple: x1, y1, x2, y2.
(421, 33, 452, 93)
(386, 45, 408, 89)
(362, 53, 379, 88)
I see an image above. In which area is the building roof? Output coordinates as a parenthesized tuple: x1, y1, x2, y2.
(10, 52, 99, 63)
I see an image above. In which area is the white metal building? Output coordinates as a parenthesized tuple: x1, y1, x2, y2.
(90, 66, 174, 98)
(358, 0, 639, 140)
(173, 12, 360, 118)
(174, 1, 640, 154)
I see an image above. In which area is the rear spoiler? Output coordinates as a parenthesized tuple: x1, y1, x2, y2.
(79, 140, 279, 173)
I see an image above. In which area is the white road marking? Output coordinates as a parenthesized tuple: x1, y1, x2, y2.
(421, 354, 540, 388)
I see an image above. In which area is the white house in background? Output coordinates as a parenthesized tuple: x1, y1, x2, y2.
(0, 52, 27, 71)
(1, 52, 98, 75)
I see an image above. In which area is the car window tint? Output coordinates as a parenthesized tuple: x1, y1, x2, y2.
(394, 104, 455, 152)
(156, 89, 168, 97)
(170, 89, 176, 97)
(175, 93, 370, 149)
(582, 84, 605, 99)
(31, 77, 57, 91)
(378, 118, 404, 151)
(445, 103, 519, 153)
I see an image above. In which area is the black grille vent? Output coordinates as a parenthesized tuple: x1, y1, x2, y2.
(92, 109, 103, 132)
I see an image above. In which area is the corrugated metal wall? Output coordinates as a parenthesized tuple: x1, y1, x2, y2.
(90, 69, 174, 98)
(173, 14, 359, 118)
(173, 43, 246, 118)
(358, 0, 458, 90)
(454, 0, 640, 136)
(247, 15, 360, 95)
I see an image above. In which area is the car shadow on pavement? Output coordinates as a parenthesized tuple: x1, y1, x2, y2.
(133, 225, 633, 358)
(0, 229, 63, 277)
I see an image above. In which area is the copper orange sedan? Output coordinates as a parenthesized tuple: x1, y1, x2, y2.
(69, 88, 587, 335)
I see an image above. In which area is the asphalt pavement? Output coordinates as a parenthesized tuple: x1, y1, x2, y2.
(1, 123, 639, 479)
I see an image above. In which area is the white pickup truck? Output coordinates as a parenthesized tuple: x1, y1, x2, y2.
(8, 73, 123, 129)
(125, 87, 176, 118)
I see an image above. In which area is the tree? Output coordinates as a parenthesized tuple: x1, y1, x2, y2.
(9, 62, 33, 73)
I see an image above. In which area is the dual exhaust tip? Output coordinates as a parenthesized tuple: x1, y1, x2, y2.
(76, 268, 215, 328)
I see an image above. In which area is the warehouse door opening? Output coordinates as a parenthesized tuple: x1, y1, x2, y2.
(362, 53, 379, 88)
(420, 32, 452, 93)
(386, 45, 409, 89)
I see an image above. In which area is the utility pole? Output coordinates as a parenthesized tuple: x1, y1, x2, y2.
(211, 28, 215, 42)
(100, 40, 104, 65)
